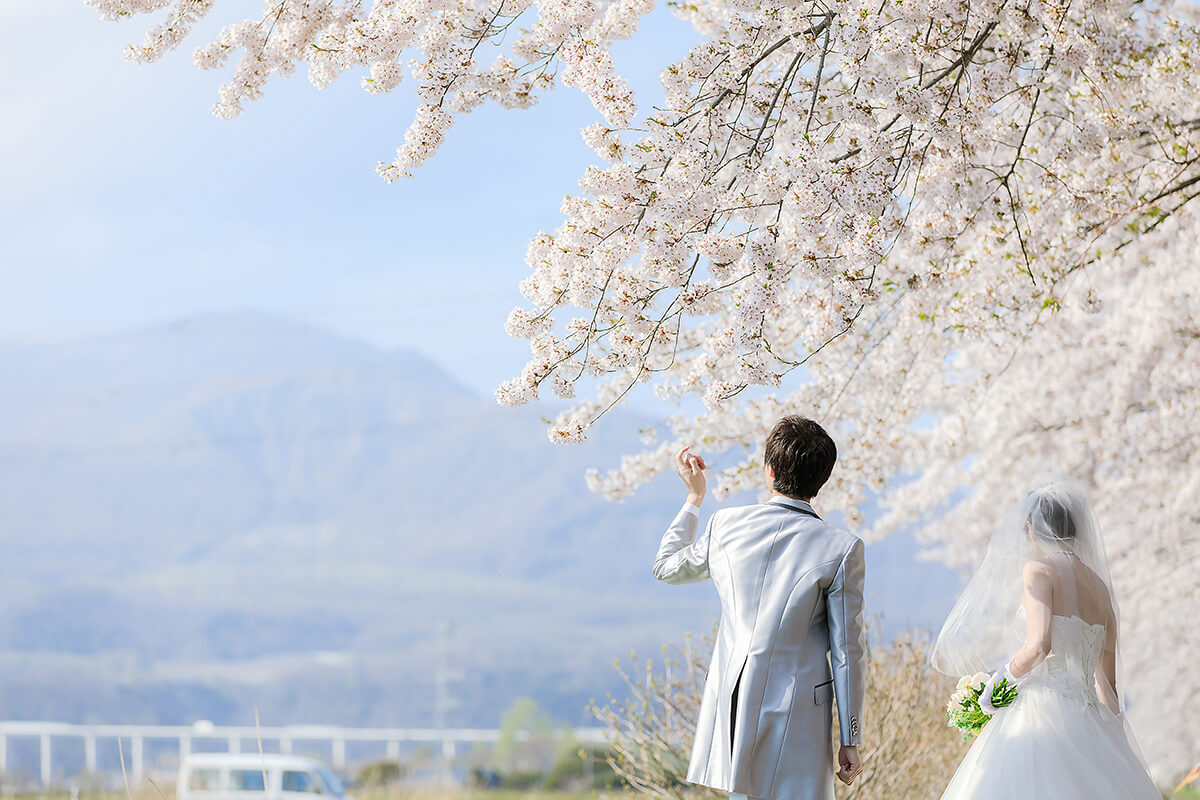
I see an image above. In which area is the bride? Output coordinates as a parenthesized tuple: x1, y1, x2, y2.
(932, 478, 1161, 800)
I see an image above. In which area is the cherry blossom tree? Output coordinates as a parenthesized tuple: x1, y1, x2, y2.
(87, 0, 1199, 777)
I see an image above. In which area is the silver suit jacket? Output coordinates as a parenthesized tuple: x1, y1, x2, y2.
(653, 495, 866, 800)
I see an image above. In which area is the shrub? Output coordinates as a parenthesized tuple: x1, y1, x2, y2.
(496, 769, 545, 790)
(833, 628, 967, 799)
(589, 632, 720, 800)
(544, 743, 625, 790)
(591, 622, 968, 800)
(356, 760, 405, 788)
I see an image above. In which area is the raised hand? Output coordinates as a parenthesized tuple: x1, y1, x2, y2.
(675, 445, 707, 504)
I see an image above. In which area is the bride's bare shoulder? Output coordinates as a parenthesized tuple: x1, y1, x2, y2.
(1023, 557, 1057, 575)
(1021, 558, 1056, 587)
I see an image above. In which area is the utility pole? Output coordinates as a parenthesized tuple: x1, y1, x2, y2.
(433, 619, 464, 787)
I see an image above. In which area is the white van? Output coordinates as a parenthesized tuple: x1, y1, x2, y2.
(177, 753, 350, 800)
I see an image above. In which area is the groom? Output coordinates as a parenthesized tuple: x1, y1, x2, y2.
(653, 415, 866, 800)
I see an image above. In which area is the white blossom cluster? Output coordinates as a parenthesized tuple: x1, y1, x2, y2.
(856, 210, 1200, 778)
(85, 0, 651, 178)
(88, 0, 1200, 776)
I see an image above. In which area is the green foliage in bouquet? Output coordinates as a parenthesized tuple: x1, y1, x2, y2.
(946, 675, 1019, 740)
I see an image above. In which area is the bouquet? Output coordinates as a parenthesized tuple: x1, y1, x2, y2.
(945, 672, 1018, 740)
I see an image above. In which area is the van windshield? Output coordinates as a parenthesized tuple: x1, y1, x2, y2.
(316, 767, 345, 797)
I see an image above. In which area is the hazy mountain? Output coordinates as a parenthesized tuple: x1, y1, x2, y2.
(0, 313, 960, 731)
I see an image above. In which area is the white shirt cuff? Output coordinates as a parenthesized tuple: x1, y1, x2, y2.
(681, 502, 701, 517)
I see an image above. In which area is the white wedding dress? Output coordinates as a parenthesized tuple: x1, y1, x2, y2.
(939, 613, 1160, 800)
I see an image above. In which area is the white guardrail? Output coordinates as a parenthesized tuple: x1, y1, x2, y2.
(0, 721, 608, 787)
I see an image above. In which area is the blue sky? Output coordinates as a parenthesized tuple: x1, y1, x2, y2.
(0, 1, 700, 407)
(0, 5, 965, 638)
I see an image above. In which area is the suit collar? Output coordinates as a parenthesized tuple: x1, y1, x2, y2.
(767, 495, 816, 513)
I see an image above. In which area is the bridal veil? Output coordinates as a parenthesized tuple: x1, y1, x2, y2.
(930, 476, 1124, 713)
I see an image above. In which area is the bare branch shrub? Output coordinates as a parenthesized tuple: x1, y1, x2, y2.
(592, 622, 967, 800)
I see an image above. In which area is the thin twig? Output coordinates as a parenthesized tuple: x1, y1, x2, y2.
(117, 738, 134, 800)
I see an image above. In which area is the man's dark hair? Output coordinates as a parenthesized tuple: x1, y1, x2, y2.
(764, 415, 837, 499)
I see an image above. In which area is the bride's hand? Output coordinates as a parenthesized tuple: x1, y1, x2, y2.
(978, 671, 1001, 715)
(979, 663, 1018, 715)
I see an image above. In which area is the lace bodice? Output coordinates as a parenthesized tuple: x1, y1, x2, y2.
(1020, 614, 1107, 708)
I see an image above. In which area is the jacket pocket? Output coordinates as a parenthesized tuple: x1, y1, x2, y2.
(814, 678, 834, 705)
